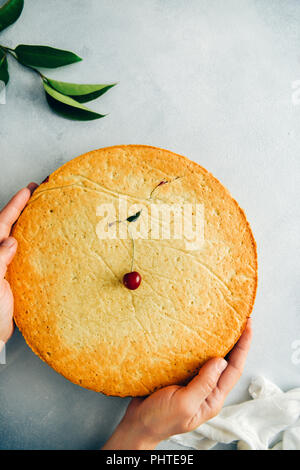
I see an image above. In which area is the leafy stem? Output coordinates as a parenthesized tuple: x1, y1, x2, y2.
(1, 44, 44, 78)
(1, 45, 14, 54)
(108, 211, 142, 272)
(128, 226, 135, 272)
(0, 0, 116, 121)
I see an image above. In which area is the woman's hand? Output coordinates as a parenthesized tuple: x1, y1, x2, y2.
(102, 319, 252, 450)
(0, 184, 37, 348)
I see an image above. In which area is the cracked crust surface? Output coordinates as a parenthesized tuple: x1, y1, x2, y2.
(8, 145, 257, 396)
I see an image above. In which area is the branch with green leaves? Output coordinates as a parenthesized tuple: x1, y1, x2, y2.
(0, 0, 116, 120)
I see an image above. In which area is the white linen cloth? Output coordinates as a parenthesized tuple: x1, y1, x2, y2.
(170, 376, 300, 450)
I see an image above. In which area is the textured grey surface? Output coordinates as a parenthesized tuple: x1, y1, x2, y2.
(0, 0, 299, 450)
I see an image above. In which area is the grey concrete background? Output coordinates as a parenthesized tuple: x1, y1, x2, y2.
(0, 0, 299, 450)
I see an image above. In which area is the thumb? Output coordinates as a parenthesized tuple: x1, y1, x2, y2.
(126, 397, 143, 413)
(0, 237, 18, 279)
(182, 358, 227, 401)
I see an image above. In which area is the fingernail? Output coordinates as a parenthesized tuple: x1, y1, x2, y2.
(2, 237, 17, 249)
(217, 359, 227, 373)
(27, 182, 38, 194)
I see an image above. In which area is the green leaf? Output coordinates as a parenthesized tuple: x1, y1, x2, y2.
(0, 0, 24, 32)
(73, 85, 116, 103)
(0, 47, 9, 84)
(45, 77, 116, 103)
(127, 211, 142, 223)
(15, 44, 82, 68)
(43, 82, 105, 121)
(45, 94, 105, 121)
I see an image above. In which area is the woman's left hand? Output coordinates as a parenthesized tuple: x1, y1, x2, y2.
(0, 184, 37, 347)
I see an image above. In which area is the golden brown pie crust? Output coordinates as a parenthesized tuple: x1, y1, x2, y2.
(8, 145, 257, 396)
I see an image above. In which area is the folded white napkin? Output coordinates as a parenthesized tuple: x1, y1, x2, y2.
(170, 377, 300, 450)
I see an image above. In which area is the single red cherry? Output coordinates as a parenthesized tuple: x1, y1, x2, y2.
(123, 271, 142, 290)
